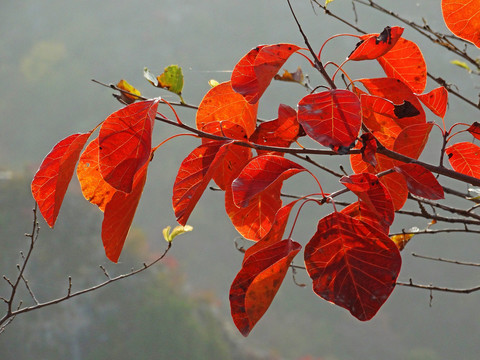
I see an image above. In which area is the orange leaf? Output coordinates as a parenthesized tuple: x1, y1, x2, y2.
(243, 199, 301, 263)
(304, 212, 401, 321)
(101, 161, 149, 262)
(297, 89, 361, 153)
(442, 0, 480, 47)
(225, 182, 282, 241)
(249, 104, 301, 156)
(76, 138, 115, 211)
(358, 78, 426, 128)
(32, 132, 92, 227)
(172, 141, 232, 225)
(416, 87, 448, 118)
(446, 142, 480, 178)
(230, 239, 301, 336)
(196, 81, 258, 138)
(349, 26, 404, 61)
(99, 99, 159, 193)
(231, 44, 300, 104)
(393, 122, 433, 160)
(467, 122, 480, 141)
(378, 38, 427, 93)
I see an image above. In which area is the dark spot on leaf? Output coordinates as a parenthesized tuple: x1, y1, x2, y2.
(447, 152, 453, 159)
(376, 26, 392, 44)
(393, 101, 420, 118)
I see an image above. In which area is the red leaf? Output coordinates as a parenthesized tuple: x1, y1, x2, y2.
(340, 173, 395, 227)
(358, 78, 426, 129)
(393, 122, 433, 160)
(231, 44, 300, 104)
(304, 212, 401, 321)
(102, 161, 148, 262)
(230, 239, 301, 336)
(467, 122, 480, 141)
(350, 151, 409, 210)
(446, 142, 480, 179)
(416, 87, 448, 118)
(442, 0, 480, 47)
(394, 163, 445, 200)
(225, 182, 283, 241)
(200, 122, 252, 190)
(243, 200, 301, 263)
(297, 89, 361, 153)
(341, 201, 389, 234)
(378, 38, 427, 93)
(349, 26, 404, 61)
(196, 81, 258, 138)
(173, 141, 232, 225)
(32, 132, 92, 227)
(360, 133, 378, 167)
(99, 99, 159, 193)
(249, 104, 301, 155)
(232, 155, 306, 208)
(77, 138, 115, 211)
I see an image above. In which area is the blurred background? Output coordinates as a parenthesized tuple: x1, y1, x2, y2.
(1, 1, 479, 359)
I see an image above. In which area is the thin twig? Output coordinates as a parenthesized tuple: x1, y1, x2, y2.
(411, 253, 480, 267)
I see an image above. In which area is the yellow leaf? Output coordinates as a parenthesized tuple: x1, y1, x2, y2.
(116, 79, 142, 104)
(390, 233, 415, 251)
(208, 79, 220, 88)
(450, 60, 471, 72)
(325, 0, 336, 7)
(163, 225, 193, 242)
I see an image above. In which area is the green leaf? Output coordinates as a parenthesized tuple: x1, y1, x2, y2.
(163, 224, 193, 242)
(157, 65, 184, 96)
(143, 67, 159, 87)
(450, 60, 471, 73)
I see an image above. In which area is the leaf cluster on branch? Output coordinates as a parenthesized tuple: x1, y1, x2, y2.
(8, 0, 480, 337)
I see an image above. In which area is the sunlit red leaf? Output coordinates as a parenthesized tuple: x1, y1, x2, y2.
(393, 122, 433, 160)
(243, 199, 301, 263)
(77, 138, 114, 211)
(200, 122, 252, 190)
(32, 132, 92, 227)
(297, 89, 361, 153)
(442, 0, 480, 47)
(232, 155, 306, 208)
(196, 81, 258, 137)
(341, 201, 389, 234)
(231, 44, 300, 104)
(173, 141, 232, 226)
(360, 133, 378, 167)
(446, 142, 480, 179)
(416, 87, 448, 118)
(230, 239, 301, 336)
(467, 122, 480, 140)
(349, 26, 404, 61)
(225, 182, 282, 241)
(249, 104, 301, 155)
(99, 99, 159, 193)
(378, 38, 427, 93)
(340, 173, 395, 227)
(394, 163, 445, 200)
(350, 151, 408, 210)
(304, 212, 401, 321)
(102, 162, 148, 262)
(358, 78, 426, 128)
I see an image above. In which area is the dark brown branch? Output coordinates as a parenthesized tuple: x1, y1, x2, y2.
(397, 280, 480, 294)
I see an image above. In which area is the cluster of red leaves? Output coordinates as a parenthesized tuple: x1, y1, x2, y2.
(30, 3, 480, 337)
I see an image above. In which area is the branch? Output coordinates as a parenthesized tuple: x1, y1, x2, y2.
(0, 205, 173, 330)
(396, 280, 480, 294)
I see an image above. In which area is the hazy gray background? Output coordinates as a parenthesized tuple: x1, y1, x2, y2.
(1, 1, 479, 359)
